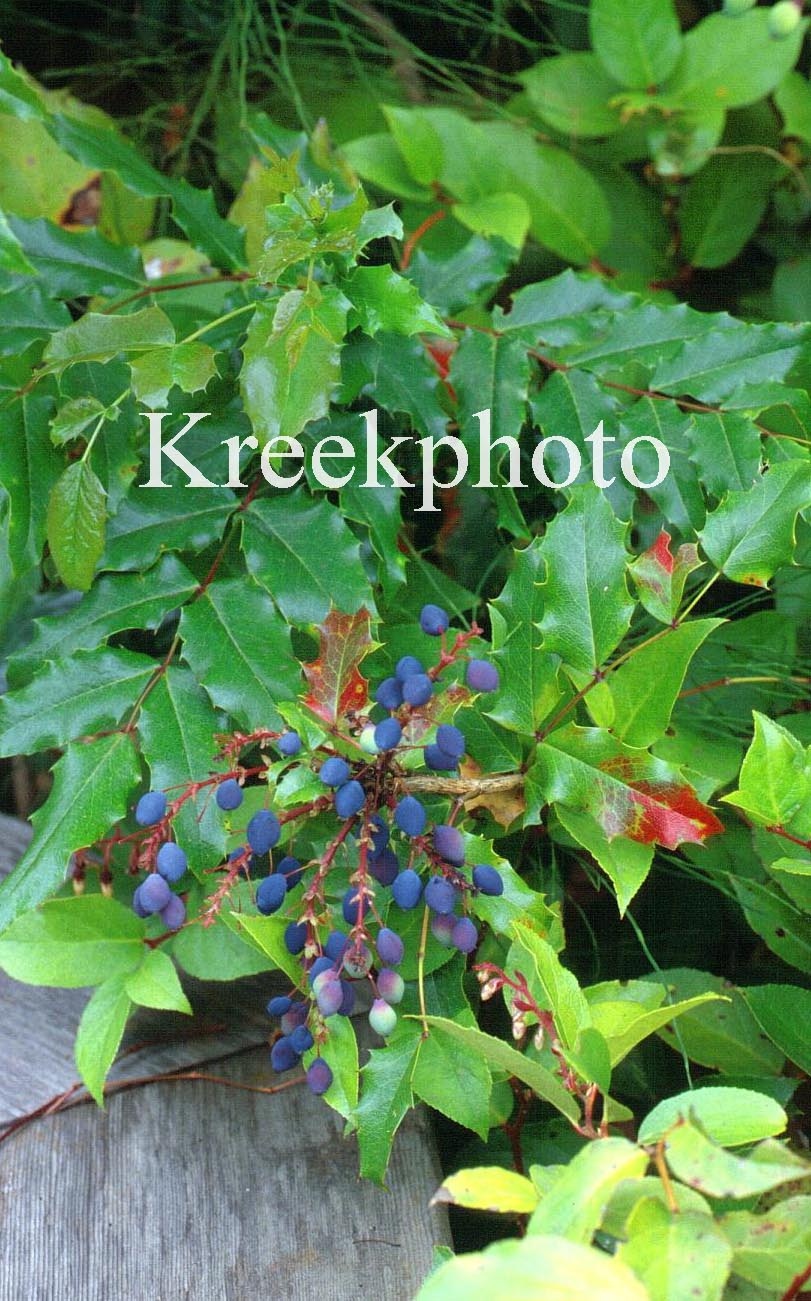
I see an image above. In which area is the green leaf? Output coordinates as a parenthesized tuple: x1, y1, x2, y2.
(556, 807, 654, 915)
(75, 973, 132, 1106)
(588, 987, 724, 1067)
(0, 648, 155, 754)
(520, 54, 625, 137)
(607, 619, 723, 748)
(528, 1138, 648, 1243)
(138, 668, 226, 872)
(590, 0, 682, 89)
(369, 332, 448, 440)
(665, 10, 806, 112)
(125, 947, 192, 1013)
(453, 192, 530, 249)
(743, 984, 811, 1075)
(722, 712, 809, 826)
(356, 1034, 421, 1185)
(342, 133, 431, 201)
(226, 912, 303, 985)
(433, 1167, 539, 1215)
(663, 1128, 809, 1200)
(240, 290, 348, 445)
(723, 1197, 811, 1292)
(775, 71, 811, 145)
(639, 1087, 787, 1148)
(629, 533, 703, 626)
(130, 342, 218, 409)
(0, 210, 34, 275)
(650, 969, 785, 1077)
(530, 368, 632, 520)
(406, 235, 516, 317)
(0, 279, 70, 354)
(7, 215, 145, 296)
(241, 493, 370, 625)
(0, 50, 46, 120)
(180, 577, 301, 731)
(418, 1017, 580, 1122)
(0, 894, 144, 986)
(0, 387, 62, 575)
(732, 876, 811, 974)
(680, 156, 780, 270)
(415, 1234, 649, 1301)
(618, 1204, 732, 1301)
(43, 305, 174, 370)
(0, 733, 139, 935)
(699, 463, 811, 587)
(50, 396, 108, 447)
(413, 1023, 492, 1139)
(620, 398, 705, 532)
(172, 890, 273, 981)
(507, 924, 590, 1050)
(302, 1015, 358, 1120)
(46, 460, 107, 592)
(450, 329, 530, 473)
(538, 486, 633, 676)
(687, 411, 762, 497)
(102, 487, 236, 571)
(344, 265, 448, 336)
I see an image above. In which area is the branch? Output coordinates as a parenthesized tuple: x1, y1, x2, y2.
(403, 773, 525, 796)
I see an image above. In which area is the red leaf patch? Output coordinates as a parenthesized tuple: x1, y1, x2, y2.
(302, 607, 375, 725)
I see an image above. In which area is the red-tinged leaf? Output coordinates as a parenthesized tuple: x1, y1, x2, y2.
(402, 682, 471, 745)
(629, 530, 703, 626)
(302, 607, 376, 725)
(530, 724, 724, 851)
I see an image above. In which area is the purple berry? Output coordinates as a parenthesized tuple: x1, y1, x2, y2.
(277, 731, 302, 756)
(308, 955, 334, 987)
(424, 875, 458, 915)
(424, 743, 458, 772)
(277, 855, 303, 888)
(452, 916, 478, 954)
(139, 873, 172, 914)
(289, 1024, 314, 1054)
(466, 659, 500, 693)
(156, 841, 187, 883)
(320, 757, 351, 787)
(377, 927, 405, 966)
(420, 603, 449, 636)
(402, 674, 433, 707)
(284, 920, 307, 954)
(392, 869, 423, 910)
(395, 655, 424, 682)
(132, 885, 150, 919)
(377, 968, 405, 1005)
(270, 1036, 299, 1072)
(317, 977, 343, 1017)
(307, 1058, 333, 1095)
(160, 894, 186, 930)
(256, 873, 287, 915)
(369, 814, 390, 854)
(433, 824, 466, 867)
(369, 998, 398, 1037)
(280, 1003, 308, 1034)
(324, 930, 348, 962)
(394, 795, 426, 838)
(436, 724, 465, 759)
(135, 790, 166, 826)
(267, 995, 292, 1017)
(370, 846, 399, 886)
(374, 717, 402, 751)
(335, 780, 366, 819)
(430, 913, 456, 947)
(338, 980, 355, 1016)
(216, 778, 243, 811)
(247, 809, 281, 854)
(375, 677, 403, 710)
(342, 886, 363, 926)
(473, 863, 503, 896)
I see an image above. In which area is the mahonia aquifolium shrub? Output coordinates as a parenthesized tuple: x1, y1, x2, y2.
(121, 605, 500, 1094)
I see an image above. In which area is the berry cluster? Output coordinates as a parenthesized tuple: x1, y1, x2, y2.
(118, 603, 503, 1098)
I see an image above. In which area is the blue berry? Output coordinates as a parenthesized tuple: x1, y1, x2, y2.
(289, 1024, 314, 1054)
(216, 779, 243, 811)
(160, 894, 185, 930)
(280, 1003, 308, 1034)
(369, 814, 390, 855)
(466, 659, 500, 693)
(256, 874, 287, 915)
(374, 717, 402, 751)
(139, 874, 172, 914)
(247, 809, 281, 854)
(425, 875, 458, 915)
(369, 998, 397, 1037)
(270, 1036, 299, 1072)
(430, 913, 456, 946)
(420, 603, 449, 636)
(267, 995, 292, 1017)
(377, 968, 405, 1005)
(324, 930, 348, 962)
(375, 677, 403, 710)
(434, 824, 466, 867)
(338, 980, 355, 1016)
(402, 674, 433, 706)
(308, 955, 334, 987)
(320, 756, 351, 787)
(370, 846, 399, 886)
(377, 927, 404, 966)
(284, 920, 307, 954)
(436, 724, 465, 759)
(452, 916, 478, 954)
(277, 855, 303, 888)
(473, 863, 504, 896)
(395, 655, 424, 682)
(424, 744, 457, 772)
(392, 869, 423, 910)
(132, 885, 150, 919)
(277, 731, 302, 756)
(156, 842, 187, 883)
(342, 886, 363, 926)
(307, 1059, 333, 1095)
(394, 795, 426, 838)
(335, 780, 365, 819)
(135, 790, 166, 826)
(316, 977, 343, 1017)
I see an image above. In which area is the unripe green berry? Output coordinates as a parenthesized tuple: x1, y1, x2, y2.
(369, 997, 398, 1037)
(769, 0, 801, 38)
(723, 0, 756, 14)
(359, 724, 379, 755)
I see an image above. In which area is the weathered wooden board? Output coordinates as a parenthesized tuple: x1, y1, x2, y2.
(0, 815, 451, 1298)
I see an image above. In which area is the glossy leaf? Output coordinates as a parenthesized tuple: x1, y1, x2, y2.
(639, 1087, 787, 1148)
(487, 539, 561, 737)
(74, 974, 132, 1106)
(629, 532, 703, 625)
(722, 712, 809, 826)
(607, 619, 723, 748)
(743, 984, 811, 1075)
(301, 606, 374, 725)
(124, 947, 192, 1014)
(699, 463, 811, 587)
(432, 1167, 539, 1215)
(355, 1034, 420, 1186)
(46, 460, 107, 592)
(130, 342, 218, 409)
(344, 265, 448, 336)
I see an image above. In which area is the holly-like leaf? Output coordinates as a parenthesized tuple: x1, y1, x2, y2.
(556, 806, 653, 915)
(0, 733, 140, 935)
(450, 328, 531, 475)
(531, 724, 724, 850)
(606, 618, 723, 748)
(46, 460, 107, 591)
(355, 1033, 421, 1186)
(0, 386, 63, 576)
(486, 539, 560, 737)
(344, 265, 449, 336)
(722, 712, 810, 827)
(103, 486, 236, 571)
(699, 462, 811, 587)
(50, 396, 108, 446)
(302, 606, 375, 725)
(74, 973, 132, 1106)
(130, 341, 218, 409)
(43, 305, 174, 371)
(302, 1015, 359, 1120)
(629, 531, 703, 625)
(7, 215, 145, 297)
(539, 486, 634, 676)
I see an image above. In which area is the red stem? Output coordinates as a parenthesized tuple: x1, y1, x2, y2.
(400, 209, 446, 270)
